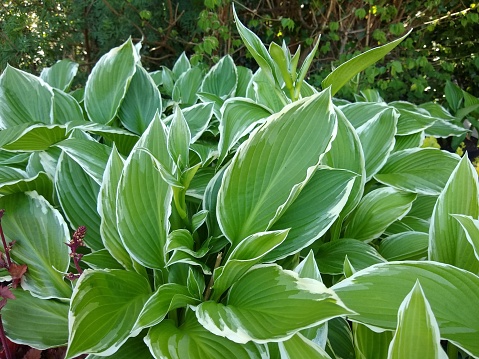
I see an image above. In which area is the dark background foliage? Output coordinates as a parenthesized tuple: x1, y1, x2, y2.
(1, 0, 478, 102)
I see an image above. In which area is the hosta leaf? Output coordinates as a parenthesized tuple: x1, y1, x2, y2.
(0, 192, 71, 299)
(408, 195, 437, 220)
(40, 59, 78, 91)
(266, 167, 356, 261)
(354, 324, 392, 359)
(316, 239, 386, 275)
(452, 214, 479, 262)
(196, 264, 353, 344)
(82, 249, 124, 270)
(445, 81, 463, 113)
(424, 119, 469, 138)
(356, 108, 397, 180)
(279, 332, 332, 359)
(0, 170, 53, 202)
(429, 155, 479, 273)
(322, 107, 366, 219)
(117, 115, 172, 269)
(165, 229, 209, 258)
(379, 232, 429, 261)
(343, 187, 416, 242)
(167, 106, 191, 169)
(326, 318, 355, 359)
(218, 97, 271, 164)
(0, 65, 53, 128)
(387, 281, 447, 359)
(172, 67, 202, 105)
(118, 64, 162, 135)
(172, 52, 191, 79)
(250, 69, 289, 112)
(3, 289, 69, 349)
(146, 311, 268, 359)
(233, 5, 277, 85)
(236, 66, 253, 97)
(73, 123, 139, 156)
(211, 230, 289, 300)
(85, 335, 153, 359)
(393, 132, 423, 152)
(321, 30, 410, 96)
(182, 102, 215, 142)
(200, 55, 237, 99)
(0, 124, 66, 151)
(56, 152, 102, 250)
(394, 108, 437, 135)
(84, 38, 139, 124)
(133, 283, 200, 331)
(295, 250, 322, 282)
(55, 138, 111, 184)
(338, 102, 389, 129)
(217, 89, 336, 247)
(52, 88, 85, 124)
(332, 261, 479, 357)
(66, 269, 152, 358)
(374, 149, 460, 195)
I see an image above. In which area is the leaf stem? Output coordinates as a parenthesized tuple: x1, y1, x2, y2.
(0, 210, 12, 268)
(0, 315, 12, 359)
(204, 252, 223, 301)
(447, 342, 458, 359)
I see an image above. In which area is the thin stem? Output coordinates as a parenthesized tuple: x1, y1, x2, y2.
(0, 211, 12, 268)
(204, 252, 223, 301)
(0, 316, 12, 359)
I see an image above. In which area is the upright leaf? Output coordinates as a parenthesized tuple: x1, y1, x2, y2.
(217, 89, 336, 246)
(0, 192, 71, 299)
(117, 115, 173, 269)
(84, 38, 139, 124)
(354, 324, 392, 359)
(322, 30, 411, 95)
(452, 214, 479, 261)
(387, 281, 447, 359)
(200, 55, 237, 99)
(40, 59, 79, 91)
(118, 64, 162, 135)
(332, 261, 479, 357)
(429, 155, 479, 273)
(0, 65, 53, 128)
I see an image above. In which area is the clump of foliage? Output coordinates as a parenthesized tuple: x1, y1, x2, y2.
(0, 6, 479, 359)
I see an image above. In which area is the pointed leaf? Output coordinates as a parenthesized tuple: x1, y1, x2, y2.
(0, 170, 53, 202)
(279, 332, 332, 359)
(218, 98, 271, 164)
(429, 155, 479, 273)
(172, 67, 202, 105)
(375, 149, 460, 195)
(3, 289, 69, 349)
(266, 167, 356, 261)
(200, 55, 237, 99)
(133, 283, 200, 331)
(52, 88, 85, 124)
(40, 59, 79, 91)
(84, 38, 139, 124)
(167, 106, 191, 169)
(322, 107, 366, 218)
(445, 81, 463, 113)
(118, 65, 162, 135)
(332, 261, 479, 357)
(356, 108, 398, 180)
(0, 65, 53, 128)
(66, 269, 151, 358)
(218, 89, 336, 246)
(344, 187, 416, 242)
(0, 124, 66, 151)
(0, 192, 71, 299)
(452, 214, 479, 262)
(117, 115, 173, 269)
(387, 281, 447, 359)
(196, 265, 353, 344)
(172, 52, 191, 79)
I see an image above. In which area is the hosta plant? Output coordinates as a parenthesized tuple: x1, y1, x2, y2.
(0, 8, 478, 359)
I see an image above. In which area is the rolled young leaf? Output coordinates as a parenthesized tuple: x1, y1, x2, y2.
(387, 281, 447, 359)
